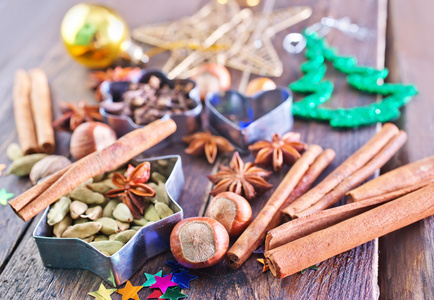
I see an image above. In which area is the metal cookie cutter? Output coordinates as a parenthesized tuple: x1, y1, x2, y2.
(99, 69, 202, 145)
(204, 88, 293, 152)
(33, 155, 184, 287)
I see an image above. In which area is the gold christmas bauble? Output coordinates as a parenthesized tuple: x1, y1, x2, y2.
(61, 3, 130, 68)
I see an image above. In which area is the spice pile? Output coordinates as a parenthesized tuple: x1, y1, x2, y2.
(103, 75, 197, 125)
(45, 160, 176, 256)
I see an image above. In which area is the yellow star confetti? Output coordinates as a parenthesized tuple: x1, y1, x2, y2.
(88, 283, 116, 300)
(116, 280, 143, 300)
(257, 258, 269, 272)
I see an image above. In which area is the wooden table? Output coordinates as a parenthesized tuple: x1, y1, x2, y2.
(0, 0, 432, 299)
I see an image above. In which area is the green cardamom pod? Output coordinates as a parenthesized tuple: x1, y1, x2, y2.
(47, 196, 71, 226)
(6, 153, 48, 176)
(90, 241, 124, 255)
(62, 222, 102, 239)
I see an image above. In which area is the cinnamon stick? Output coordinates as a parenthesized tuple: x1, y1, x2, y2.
(265, 180, 429, 252)
(13, 69, 38, 155)
(265, 183, 434, 279)
(274, 148, 336, 225)
(294, 130, 407, 218)
(226, 144, 323, 269)
(282, 123, 400, 218)
(29, 69, 55, 154)
(13, 119, 176, 221)
(347, 156, 434, 202)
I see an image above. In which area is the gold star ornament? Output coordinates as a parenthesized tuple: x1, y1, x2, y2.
(88, 283, 116, 300)
(132, 0, 312, 78)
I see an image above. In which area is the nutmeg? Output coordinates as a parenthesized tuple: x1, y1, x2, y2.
(29, 155, 71, 184)
(207, 192, 252, 237)
(70, 122, 117, 160)
(170, 217, 229, 269)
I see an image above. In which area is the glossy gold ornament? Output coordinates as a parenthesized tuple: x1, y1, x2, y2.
(61, 3, 148, 68)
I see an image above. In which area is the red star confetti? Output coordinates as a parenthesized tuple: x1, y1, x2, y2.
(160, 287, 188, 300)
(0, 188, 14, 206)
(147, 289, 163, 299)
(116, 280, 143, 300)
(88, 283, 116, 300)
(150, 274, 177, 294)
(0, 164, 5, 176)
(257, 258, 269, 272)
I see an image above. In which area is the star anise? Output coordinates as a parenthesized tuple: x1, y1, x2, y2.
(183, 130, 235, 164)
(52, 100, 103, 131)
(89, 66, 141, 101)
(105, 162, 156, 219)
(248, 132, 307, 172)
(207, 152, 272, 201)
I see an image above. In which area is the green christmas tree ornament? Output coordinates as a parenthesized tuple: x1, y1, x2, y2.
(290, 29, 418, 128)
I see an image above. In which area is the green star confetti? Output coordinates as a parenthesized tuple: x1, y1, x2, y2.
(160, 287, 188, 300)
(0, 188, 14, 205)
(290, 30, 418, 128)
(301, 264, 319, 274)
(143, 270, 163, 287)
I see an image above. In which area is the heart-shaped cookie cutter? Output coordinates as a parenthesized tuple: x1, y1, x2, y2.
(205, 88, 293, 152)
(99, 69, 202, 144)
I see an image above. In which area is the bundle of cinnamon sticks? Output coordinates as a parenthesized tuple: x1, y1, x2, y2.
(9, 119, 177, 221)
(265, 169, 434, 278)
(226, 123, 407, 270)
(13, 69, 55, 154)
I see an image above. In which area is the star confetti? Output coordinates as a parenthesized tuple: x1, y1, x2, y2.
(0, 188, 14, 206)
(301, 264, 319, 274)
(0, 164, 5, 176)
(116, 280, 143, 300)
(253, 244, 265, 254)
(165, 260, 187, 273)
(150, 274, 177, 294)
(171, 270, 197, 289)
(160, 287, 188, 300)
(257, 258, 269, 272)
(88, 283, 116, 300)
(143, 270, 163, 287)
(147, 289, 163, 299)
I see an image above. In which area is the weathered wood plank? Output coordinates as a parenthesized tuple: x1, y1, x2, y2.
(0, 0, 389, 299)
(379, 0, 434, 299)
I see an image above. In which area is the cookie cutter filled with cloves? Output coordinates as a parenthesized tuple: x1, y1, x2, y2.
(33, 155, 184, 287)
(99, 70, 202, 147)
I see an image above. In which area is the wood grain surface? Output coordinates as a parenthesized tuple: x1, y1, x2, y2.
(0, 0, 431, 299)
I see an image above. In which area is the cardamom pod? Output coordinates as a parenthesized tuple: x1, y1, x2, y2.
(150, 181, 169, 205)
(7, 143, 23, 161)
(74, 217, 88, 224)
(130, 226, 144, 231)
(69, 186, 105, 204)
(144, 204, 160, 222)
(81, 206, 103, 221)
(96, 217, 119, 235)
(87, 181, 114, 194)
(116, 220, 130, 232)
(70, 200, 88, 219)
(94, 235, 109, 242)
(93, 173, 106, 182)
(6, 153, 48, 176)
(113, 203, 133, 223)
(155, 202, 174, 219)
(90, 241, 124, 255)
(62, 222, 102, 239)
(151, 172, 167, 183)
(102, 200, 119, 218)
(113, 230, 136, 243)
(133, 217, 148, 226)
(81, 235, 95, 243)
(53, 215, 72, 237)
(47, 196, 71, 226)
(29, 155, 71, 185)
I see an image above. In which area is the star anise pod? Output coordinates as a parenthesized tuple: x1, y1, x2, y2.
(207, 152, 272, 201)
(52, 100, 103, 131)
(248, 132, 307, 172)
(105, 162, 156, 219)
(89, 66, 141, 101)
(183, 130, 235, 164)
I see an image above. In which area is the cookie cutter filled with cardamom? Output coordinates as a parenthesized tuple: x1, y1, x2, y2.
(204, 88, 293, 152)
(33, 155, 184, 287)
(99, 69, 202, 144)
